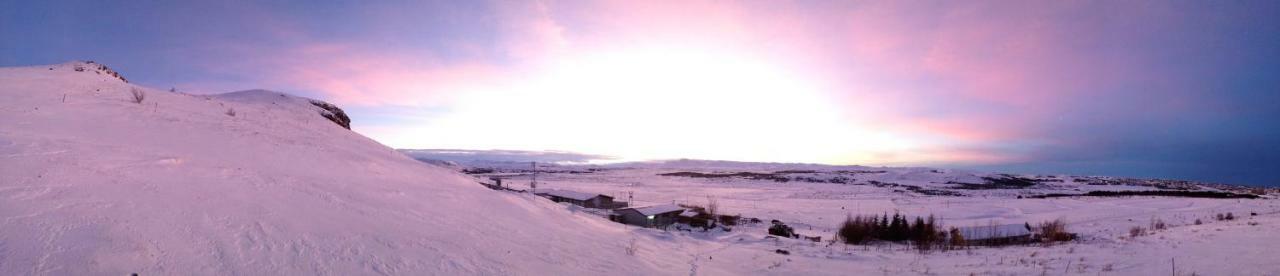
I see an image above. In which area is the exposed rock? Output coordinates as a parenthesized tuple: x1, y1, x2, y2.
(212, 90, 353, 131)
(81, 61, 129, 83)
(309, 100, 351, 129)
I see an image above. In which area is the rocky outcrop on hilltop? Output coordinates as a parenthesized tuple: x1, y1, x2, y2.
(308, 100, 351, 129)
(69, 61, 129, 83)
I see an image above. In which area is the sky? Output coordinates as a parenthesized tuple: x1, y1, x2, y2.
(3, 1, 1279, 186)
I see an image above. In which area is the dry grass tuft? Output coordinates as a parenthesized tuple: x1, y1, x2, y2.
(129, 88, 145, 104)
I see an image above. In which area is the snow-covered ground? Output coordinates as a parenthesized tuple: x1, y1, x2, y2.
(2, 61, 1277, 275)
(0, 62, 694, 275)
(415, 157, 1280, 275)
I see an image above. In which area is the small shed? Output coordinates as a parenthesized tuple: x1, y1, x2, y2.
(675, 209, 714, 228)
(533, 189, 617, 209)
(612, 204, 685, 228)
(956, 223, 1034, 246)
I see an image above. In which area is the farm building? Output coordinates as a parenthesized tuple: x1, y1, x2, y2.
(611, 204, 686, 228)
(678, 209, 699, 220)
(675, 209, 715, 228)
(956, 223, 1034, 246)
(533, 189, 621, 209)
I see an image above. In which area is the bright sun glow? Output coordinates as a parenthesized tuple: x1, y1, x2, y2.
(375, 46, 922, 164)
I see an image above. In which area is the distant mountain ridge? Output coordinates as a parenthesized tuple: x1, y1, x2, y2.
(402, 149, 1272, 194)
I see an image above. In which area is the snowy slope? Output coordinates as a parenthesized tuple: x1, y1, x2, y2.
(441, 156, 1280, 275)
(0, 62, 680, 275)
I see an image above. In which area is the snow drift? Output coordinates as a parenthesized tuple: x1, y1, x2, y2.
(0, 62, 670, 275)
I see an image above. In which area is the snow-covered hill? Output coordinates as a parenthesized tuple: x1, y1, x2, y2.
(0, 62, 678, 275)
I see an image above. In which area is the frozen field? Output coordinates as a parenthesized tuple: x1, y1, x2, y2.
(436, 160, 1280, 275)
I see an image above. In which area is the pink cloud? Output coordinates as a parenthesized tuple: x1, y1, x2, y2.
(188, 42, 506, 107)
(177, 1, 1228, 165)
(182, 4, 567, 107)
(273, 44, 503, 106)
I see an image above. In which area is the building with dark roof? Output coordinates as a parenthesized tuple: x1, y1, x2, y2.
(533, 189, 620, 209)
(611, 204, 685, 228)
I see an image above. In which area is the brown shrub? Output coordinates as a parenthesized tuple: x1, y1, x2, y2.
(948, 227, 967, 249)
(911, 215, 940, 252)
(706, 196, 718, 219)
(1217, 213, 1236, 221)
(625, 237, 638, 256)
(1129, 226, 1146, 238)
(717, 214, 740, 226)
(837, 214, 876, 245)
(1038, 219, 1073, 243)
(129, 88, 145, 104)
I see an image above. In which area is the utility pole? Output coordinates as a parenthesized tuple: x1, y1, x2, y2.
(530, 161, 537, 190)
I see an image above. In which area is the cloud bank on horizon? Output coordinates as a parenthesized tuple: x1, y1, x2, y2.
(3, 1, 1279, 185)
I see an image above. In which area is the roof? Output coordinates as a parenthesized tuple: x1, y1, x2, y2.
(956, 223, 1033, 240)
(621, 204, 685, 216)
(533, 189, 609, 201)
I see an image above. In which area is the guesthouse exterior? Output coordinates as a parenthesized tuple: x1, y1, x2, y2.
(956, 223, 1034, 246)
(611, 204, 685, 228)
(533, 189, 620, 209)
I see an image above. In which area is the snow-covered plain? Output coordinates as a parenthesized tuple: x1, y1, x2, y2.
(2, 62, 1278, 275)
(410, 158, 1280, 275)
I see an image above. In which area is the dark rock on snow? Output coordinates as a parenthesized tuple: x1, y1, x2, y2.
(309, 100, 351, 130)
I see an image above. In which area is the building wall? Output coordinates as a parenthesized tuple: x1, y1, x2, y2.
(547, 196, 586, 206)
(544, 195, 614, 209)
(652, 213, 677, 228)
(585, 197, 614, 208)
(613, 209, 679, 228)
(616, 210, 651, 227)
